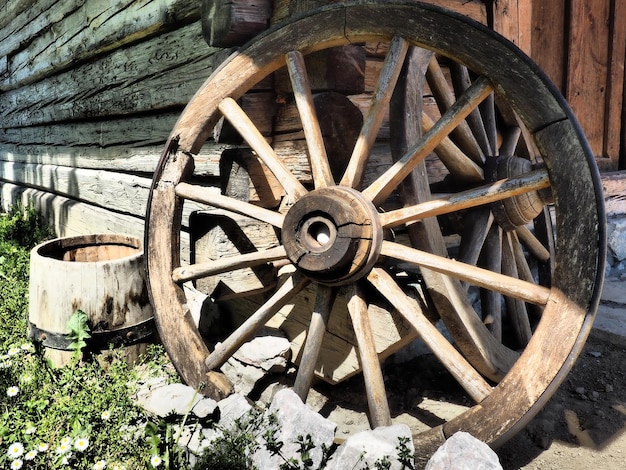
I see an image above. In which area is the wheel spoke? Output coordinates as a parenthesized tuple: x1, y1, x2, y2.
(481, 93, 498, 156)
(340, 36, 409, 188)
(286, 51, 334, 189)
(422, 113, 484, 183)
(175, 182, 284, 228)
(450, 63, 493, 156)
(293, 285, 336, 401)
(426, 56, 484, 164)
(367, 267, 492, 403)
(457, 209, 494, 268)
(499, 126, 522, 156)
(380, 240, 551, 305)
(346, 283, 392, 427)
(219, 97, 308, 199)
(205, 272, 310, 370)
(363, 75, 493, 205)
(515, 225, 551, 262)
(172, 245, 288, 283)
(480, 225, 503, 341)
(502, 233, 533, 347)
(380, 169, 550, 228)
(510, 230, 545, 319)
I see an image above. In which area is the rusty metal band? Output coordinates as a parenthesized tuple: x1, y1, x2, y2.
(27, 317, 156, 351)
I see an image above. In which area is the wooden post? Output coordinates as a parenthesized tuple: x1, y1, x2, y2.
(604, 0, 626, 169)
(491, 0, 532, 54)
(567, 0, 612, 165)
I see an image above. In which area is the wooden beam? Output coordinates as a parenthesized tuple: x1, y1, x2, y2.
(491, 0, 532, 54)
(603, 0, 626, 168)
(530, 0, 567, 91)
(0, 22, 222, 128)
(0, 0, 200, 91)
(567, 0, 612, 162)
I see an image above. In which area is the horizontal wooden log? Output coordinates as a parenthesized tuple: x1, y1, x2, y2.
(270, 0, 487, 25)
(0, 161, 219, 221)
(0, 182, 145, 239)
(0, 0, 201, 91)
(0, 114, 179, 148)
(0, 0, 76, 59)
(0, 161, 154, 218)
(0, 22, 225, 128)
(0, 144, 224, 176)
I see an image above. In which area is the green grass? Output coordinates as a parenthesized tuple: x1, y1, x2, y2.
(0, 204, 415, 470)
(0, 206, 187, 469)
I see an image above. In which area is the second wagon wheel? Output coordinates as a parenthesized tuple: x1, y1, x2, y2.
(145, 0, 606, 461)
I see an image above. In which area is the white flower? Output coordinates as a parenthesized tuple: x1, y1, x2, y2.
(6, 386, 19, 397)
(10, 459, 23, 469)
(93, 460, 107, 470)
(56, 442, 71, 454)
(21, 374, 33, 384)
(0, 360, 12, 369)
(62, 455, 71, 465)
(101, 410, 111, 420)
(24, 449, 37, 460)
(25, 425, 37, 435)
(60, 436, 72, 446)
(150, 455, 162, 467)
(7, 347, 20, 356)
(20, 343, 33, 352)
(7, 442, 24, 459)
(75, 437, 89, 451)
(37, 443, 49, 452)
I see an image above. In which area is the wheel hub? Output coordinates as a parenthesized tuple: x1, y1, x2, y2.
(486, 156, 546, 231)
(282, 187, 383, 285)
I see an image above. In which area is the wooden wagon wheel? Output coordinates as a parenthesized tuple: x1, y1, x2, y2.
(145, 0, 606, 460)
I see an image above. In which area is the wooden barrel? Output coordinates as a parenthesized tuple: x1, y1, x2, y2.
(28, 234, 155, 367)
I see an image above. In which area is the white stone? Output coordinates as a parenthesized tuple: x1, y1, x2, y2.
(326, 424, 415, 470)
(425, 431, 502, 470)
(253, 389, 336, 469)
(233, 330, 291, 372)
(138, 383, 202, 418)
(608, 218, 626, 261)
(217, 393, 253, 430)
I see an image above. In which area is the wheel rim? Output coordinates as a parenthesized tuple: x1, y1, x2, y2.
(145, 0, 606, 459)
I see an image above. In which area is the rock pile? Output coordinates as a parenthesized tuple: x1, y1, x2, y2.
(133, 377, 502, 469)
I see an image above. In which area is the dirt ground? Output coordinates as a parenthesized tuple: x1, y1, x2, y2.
(287, 331, 626, 470)
(496, 332, 626, 469)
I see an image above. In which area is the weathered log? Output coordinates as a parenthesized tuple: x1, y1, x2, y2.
(201, 0, 272, 47)
(0, 0, 201, 91)
(0, 22, 222, 128)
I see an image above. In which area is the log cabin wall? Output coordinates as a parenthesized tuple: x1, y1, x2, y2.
(0, 0, 486, 240)
(0, 0, 231, 239)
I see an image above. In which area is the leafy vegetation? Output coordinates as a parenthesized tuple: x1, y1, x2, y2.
(0, 206, 182, 469)
(0, 204, 416, 469)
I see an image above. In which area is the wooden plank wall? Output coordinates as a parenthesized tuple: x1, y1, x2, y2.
(0, 0, 230, 240)
(531, 0, 626, 170)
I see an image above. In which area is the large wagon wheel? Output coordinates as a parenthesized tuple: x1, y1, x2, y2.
(145, 0, 605, 460)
